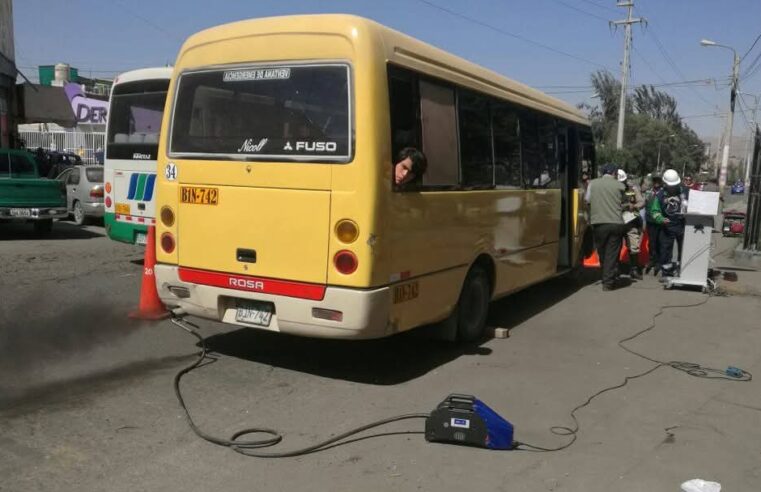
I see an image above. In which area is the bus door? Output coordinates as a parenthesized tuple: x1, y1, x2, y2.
(556, 124, 573, 270)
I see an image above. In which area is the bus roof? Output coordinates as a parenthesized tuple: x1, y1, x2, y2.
(180, 14, 589, 126)
(114, 67, 174, 86)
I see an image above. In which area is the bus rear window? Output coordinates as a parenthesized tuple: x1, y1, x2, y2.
(169, 64, 352, 162)
(107, 79, 169, 161)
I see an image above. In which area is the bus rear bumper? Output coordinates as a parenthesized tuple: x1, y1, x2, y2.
(155, 264, 392, 339)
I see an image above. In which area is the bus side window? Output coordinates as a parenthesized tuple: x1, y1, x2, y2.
(388, 66, 421, 160)
(493, 102, 521, 189)
(580, 131, 596, 181)
(522, 112, 558, 189)
(458, 90, 493, 188)
(420, 80, 458, 187)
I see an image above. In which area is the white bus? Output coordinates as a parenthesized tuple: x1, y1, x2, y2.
(104, 67, 172, 244)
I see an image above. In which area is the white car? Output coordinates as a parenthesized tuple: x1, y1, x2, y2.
(56, 165, 105, 225)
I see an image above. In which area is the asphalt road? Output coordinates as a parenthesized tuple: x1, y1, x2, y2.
(1, 207, 760, 492)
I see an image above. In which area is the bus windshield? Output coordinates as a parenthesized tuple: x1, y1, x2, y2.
(107, 80, 169, 161)
(169, 64, 351, 162)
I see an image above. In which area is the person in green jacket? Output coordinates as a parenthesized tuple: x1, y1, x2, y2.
(648, 169, 688, 277)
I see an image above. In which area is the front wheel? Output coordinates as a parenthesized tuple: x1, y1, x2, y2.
(455, 266, 491, 342)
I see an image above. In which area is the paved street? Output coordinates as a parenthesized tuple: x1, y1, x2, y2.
(1, 215, 761, 492)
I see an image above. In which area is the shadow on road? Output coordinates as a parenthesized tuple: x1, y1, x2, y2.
(204, 328, 491, 385)
(487, 272, 596, 331)
(204, 273, 593, 385)
(0, 221, 104, 240)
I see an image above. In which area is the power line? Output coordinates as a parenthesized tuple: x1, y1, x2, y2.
(578, 0, 620, 14)
(741, 32, 761, 62)
(107, 0, 183, 42)
(416, 0, 614, 70)
(640, 24, 718, 110)
(547, 0, 609, 22)
(741, 49, 761, 81)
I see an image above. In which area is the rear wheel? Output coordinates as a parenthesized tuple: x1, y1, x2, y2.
(33, 219, 53, 235)
(455, 266, 491, 342)
(73, 200, 86, 225)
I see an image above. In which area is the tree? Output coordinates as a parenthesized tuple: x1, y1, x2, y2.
(583, 70, 706, 178)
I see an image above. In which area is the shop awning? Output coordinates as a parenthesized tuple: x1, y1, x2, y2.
(15, 84, 76, 127)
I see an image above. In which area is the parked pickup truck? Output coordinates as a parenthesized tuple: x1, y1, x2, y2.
(0, 148, 68, 234)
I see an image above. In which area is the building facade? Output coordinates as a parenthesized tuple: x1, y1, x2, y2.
(0, 0, 16, 148)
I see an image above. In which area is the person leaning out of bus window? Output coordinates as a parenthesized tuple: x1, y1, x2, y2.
(393, 147, 428, 191)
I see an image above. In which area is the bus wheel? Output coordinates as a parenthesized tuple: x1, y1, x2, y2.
(456, 266, 490, 342)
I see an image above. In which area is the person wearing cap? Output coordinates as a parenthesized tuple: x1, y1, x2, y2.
(643, 173, 663, 274)
(648, 168, 688, 277)
(618, 170, 645, 280)
(585, 163, 626, 291)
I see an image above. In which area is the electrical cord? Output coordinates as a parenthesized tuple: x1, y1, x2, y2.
(171, 317, 429, 458)
(514, 295, 752, 452)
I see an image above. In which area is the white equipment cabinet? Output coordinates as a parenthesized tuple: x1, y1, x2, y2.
(665, 191, 720, 292)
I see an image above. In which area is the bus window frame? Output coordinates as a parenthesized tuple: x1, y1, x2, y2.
(388, 63, 589, 194)
(166, 60, 356, 164)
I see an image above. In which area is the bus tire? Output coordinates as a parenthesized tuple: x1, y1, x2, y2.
(455, 266, 491, 342)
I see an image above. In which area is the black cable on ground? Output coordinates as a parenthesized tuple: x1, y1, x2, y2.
(514, 294, 752, 452)
(171, 317, 429, 458)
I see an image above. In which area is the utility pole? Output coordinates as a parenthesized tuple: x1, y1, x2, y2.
(612, 2, 645, 150)
(720, 52, 741, 188)
(743, 95, 759, 186)
(702, 39, 741, 188)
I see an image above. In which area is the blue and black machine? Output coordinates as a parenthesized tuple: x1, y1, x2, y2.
(425, 394, 514, 450)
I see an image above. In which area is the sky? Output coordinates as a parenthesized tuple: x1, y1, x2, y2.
(11, 0, 761, 144)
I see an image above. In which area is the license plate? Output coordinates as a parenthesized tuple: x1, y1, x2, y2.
(181, 186, 219, 205)
(135, 233, 147, 245)
(10, 208, 32, 217)
(235, 300, 273, 327)
(115, 203, 130, 214)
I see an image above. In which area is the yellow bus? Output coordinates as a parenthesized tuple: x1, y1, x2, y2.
(154, 14, 595, 341)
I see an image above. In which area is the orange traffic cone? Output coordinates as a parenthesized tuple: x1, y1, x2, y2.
(583, 249, 600, 268)
(129, 225, 169, 320)
(619, 242, 630, 263)
(639, 229, 650, 267)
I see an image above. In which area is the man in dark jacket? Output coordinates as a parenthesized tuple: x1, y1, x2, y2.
(585, 163, 626, 291)
(648, 168, 688, 277)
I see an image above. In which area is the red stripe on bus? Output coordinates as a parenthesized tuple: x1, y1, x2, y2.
(178, 268, 327, 301)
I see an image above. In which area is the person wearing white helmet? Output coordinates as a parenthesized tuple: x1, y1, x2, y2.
(618, 170, 645, 279)
(647, 168, 689, 277)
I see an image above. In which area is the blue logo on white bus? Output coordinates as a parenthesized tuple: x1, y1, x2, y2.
(127, 173, 156, 201)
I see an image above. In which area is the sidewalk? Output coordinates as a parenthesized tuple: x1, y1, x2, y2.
(712, 234, 761, 297)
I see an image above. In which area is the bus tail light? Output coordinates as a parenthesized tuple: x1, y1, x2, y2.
(105, 196, 112, 208)
(335, 219, 359, 243)
(105, 182, 112, 193)
(161, 232, 176, 254)
(334, 250, 358, 275)
(312, 308, 343, 322)
(160, 206, 175, 227)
